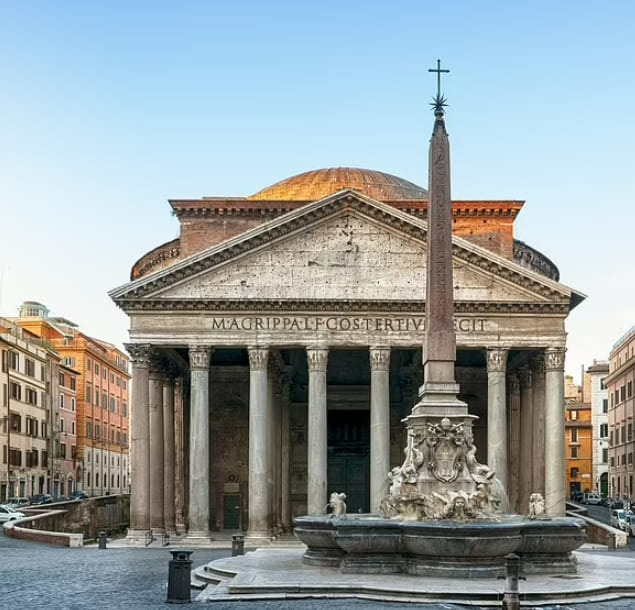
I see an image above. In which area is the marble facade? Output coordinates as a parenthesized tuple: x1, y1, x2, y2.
(111, 189, 584, 541)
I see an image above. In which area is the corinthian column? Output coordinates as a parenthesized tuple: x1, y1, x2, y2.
(531, 354, 546, 496)
(125, 343, 151, 540)
(149, 355, 165, 535)
(247, 347, 271, 539)
(162, 366, 176, 535)
(518, 366, 533, 512)
(507, 374, 521, 512)
(545, 347, 566, 516)
(486, 348, 508, 490)
(188, 345, 212, 538)
(307, 347, 328, 515)
(173, 377, 186, 535)
(370, 346, 391, 511)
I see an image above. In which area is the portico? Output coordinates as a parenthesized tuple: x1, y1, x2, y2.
(111, 174, 583, 540)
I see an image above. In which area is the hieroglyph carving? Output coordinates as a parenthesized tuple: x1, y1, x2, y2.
(189, 345, 212, 370)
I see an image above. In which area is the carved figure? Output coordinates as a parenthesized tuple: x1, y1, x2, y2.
(327, 492, 347, 518)
(528, 493, 546, 519)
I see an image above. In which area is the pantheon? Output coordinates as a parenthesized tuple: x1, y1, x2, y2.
(110, 167, 584, 541)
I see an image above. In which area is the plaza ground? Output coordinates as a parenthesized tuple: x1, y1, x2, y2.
(2, 532, 635, 610)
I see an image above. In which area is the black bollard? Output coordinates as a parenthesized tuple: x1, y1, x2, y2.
(231, 533, 245, 556)
(98, 531, 107, 550)
(167, 549, 193, 604)
(500, 552, 525, 610)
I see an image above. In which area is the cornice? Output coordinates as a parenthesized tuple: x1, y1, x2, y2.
(110, 191, 575, 306)
(115, 298, 571, 315)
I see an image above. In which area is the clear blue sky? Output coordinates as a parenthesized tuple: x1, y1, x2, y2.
(1, 1, 633, 380)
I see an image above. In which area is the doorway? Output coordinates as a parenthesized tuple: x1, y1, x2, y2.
(327, 410, 370, 513)
(223, 494, 241, 530)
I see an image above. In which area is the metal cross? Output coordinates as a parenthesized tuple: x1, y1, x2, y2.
(428, 59, 449, 97)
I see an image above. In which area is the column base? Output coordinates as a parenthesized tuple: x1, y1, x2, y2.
(151, 527, 165, 537)
(246, 529, 273, 543)
(184, 530, 213, 545)
(125, 528, 152, 546)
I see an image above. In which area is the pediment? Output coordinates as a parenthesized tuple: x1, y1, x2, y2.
(110, 190, 581, 313)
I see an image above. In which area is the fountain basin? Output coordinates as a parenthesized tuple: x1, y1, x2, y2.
(294, 514, 586, 578)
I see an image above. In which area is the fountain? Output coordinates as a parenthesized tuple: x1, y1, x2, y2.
(293, 61, 585, 578)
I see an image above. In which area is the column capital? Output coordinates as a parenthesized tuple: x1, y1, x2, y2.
(518, 366, 533, 389)
(125, 343, 152, 367)
(486, 347, 508, 373)
(149, 353, 167, 379)
(307, 347, 328, 373)
(248, 346, 269, 371)
(530, 352, 544, 375)
(369, 346, 391, 372)
(545, 347, 566, 372)
(189, 345, 212, 370)
(507, 373, 520, 395)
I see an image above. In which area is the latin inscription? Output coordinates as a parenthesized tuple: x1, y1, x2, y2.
(207, 316, 487, 333)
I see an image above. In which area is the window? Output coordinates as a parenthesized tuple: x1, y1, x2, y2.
(95, 363, 99, 375)
(42, 450, 48, 466)
(622, 426, 627, 444)
(110, 373, 114, 383)
(95, 424, 100, 439)
(571, 429, 578, 442)
(571, 446, 578, 458)
(60, 444, 66, 459)
(602, 448, 609, 463)
(86, 421, 92, 438)
(10, 382, 21, 401)
(629, 453, 633, 465)
(603, 399, 608, 413)
(87, 472, 91, 486)
(71, 445, 76, 459)
(570, 410, 577, 421)
(25, 358, 35, 377)
(71, 421, 75, 435)
(621, 386, 626, 401)
(86, 384, 92, 403)
(60, 418, 65, 433)
(629, 424, 633, 441)
(41, 421, 47, 438)
(9, 351, 19, 371)
(60, 394, 65, 409)
(103, 368, 107, 380)
(629, 381, 633, 398)
(9, 449, 22, 466)
(110, 397, 115, 412)
(62, 357, 75, 367)
(94, 388, 99, 406)
(59, 372, 65, 386)
(122, 380, 127, 391)
(570, 467, 579, 478)
(102, 393, 107, 409)
(123, 403, 128, 417)
(25, 387, 38, 405)
(611, 456, 615, 467)
(70, 377, 76, 391)
(71, 397, 75, 411)
(116, 376, 121, 387)
(10, 413, 21, 432)
(600, 423, 608, 437)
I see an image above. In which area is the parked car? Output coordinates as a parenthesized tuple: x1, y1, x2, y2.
(611, 509, 628, 530)
(30, 494, 53, 505)
(7, 496, 30, 508)
(625, 514, 635, 537)
(70, 491, 87, 500)
(571, 491, 584, 502)
(584, 493, 602, 505)
(0, 504, 25, 522)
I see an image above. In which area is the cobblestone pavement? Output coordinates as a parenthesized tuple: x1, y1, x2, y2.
(1, 534, 635, 609)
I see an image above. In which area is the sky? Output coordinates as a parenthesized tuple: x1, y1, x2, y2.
(1, 1, 633, 382)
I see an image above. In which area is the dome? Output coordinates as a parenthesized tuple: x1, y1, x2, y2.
(248, 167, 428, 202)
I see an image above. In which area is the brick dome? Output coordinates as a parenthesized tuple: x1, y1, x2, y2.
(248, 167, 428, 202)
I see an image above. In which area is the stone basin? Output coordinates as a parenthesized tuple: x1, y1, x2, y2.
(294, 514, 586, 578)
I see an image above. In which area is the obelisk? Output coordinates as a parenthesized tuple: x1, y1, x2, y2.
(412, 61, 467, 417)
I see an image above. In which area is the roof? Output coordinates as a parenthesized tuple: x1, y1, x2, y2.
(248, 167, 428, 202)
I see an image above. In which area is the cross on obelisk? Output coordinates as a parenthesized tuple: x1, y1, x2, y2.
(428, 59, 449, 99)
(412, 60, 466, 415)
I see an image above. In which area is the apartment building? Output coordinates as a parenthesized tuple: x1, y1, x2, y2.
(587, 360, 609, 496)
(0, 317, 54, 500)
(15, 301, 130, 497)
(605, 325, 635, 499)
(564, 374, 593, 497)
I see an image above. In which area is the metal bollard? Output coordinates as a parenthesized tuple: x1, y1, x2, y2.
(167, 549, 193, 604)
(232, 533, 245, 556)
(499, 552, 525, 610)
(98, 531, 107, 550)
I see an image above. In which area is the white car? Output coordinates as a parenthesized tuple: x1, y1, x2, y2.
(0, 504, 25, 523)
(610, 509, 627, 530)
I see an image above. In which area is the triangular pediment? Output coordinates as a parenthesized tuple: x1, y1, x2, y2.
(110, 190, 583, 313)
